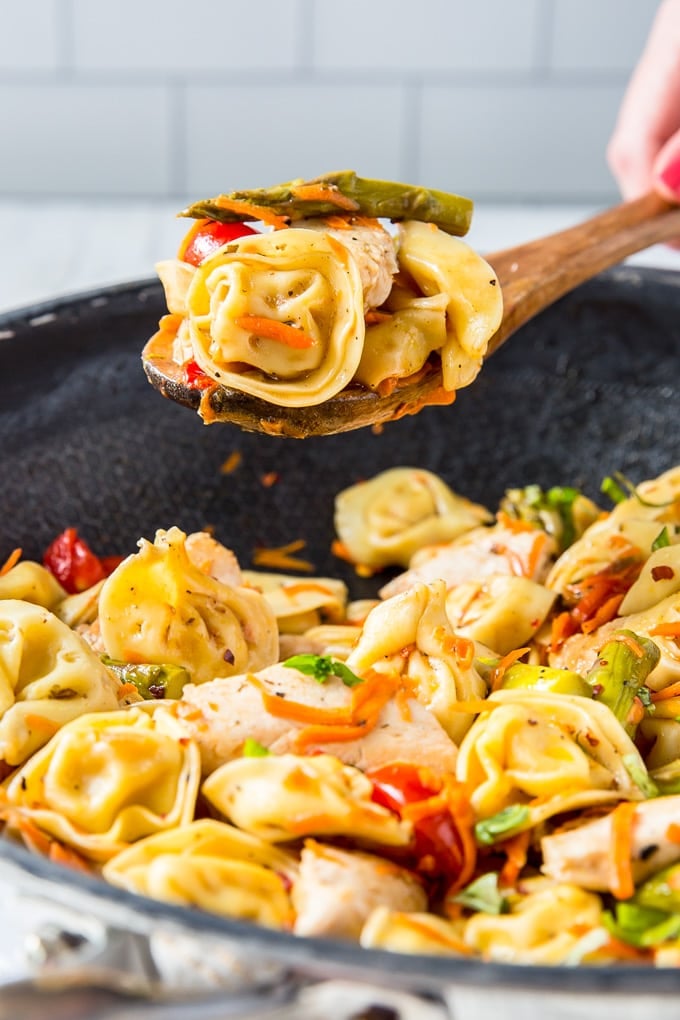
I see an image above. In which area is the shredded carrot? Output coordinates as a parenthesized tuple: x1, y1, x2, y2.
(16, 816, 52, 856)
(666, 822, 680, 844)
(496, 510, 537, 534)
(252, 539, 315, 574)
(321, 214, 381, 230)
(525, 531, 549, 579)
(0, 547, 21, 576)
(116, 682, 139, 701)
(489, 647, 530, 692)
(390, 385, 457, 420)
(581, 593, 625, 634)
(598, 936, 651, 963)
(331, 539, 355, 564)
(651, 681, 680, 703)
(49, 841, 92, 873)
(213, 196, 289, 230)
(281, 582, 336, 598)
(248, 669, 400, 751)
(235, 315, 316, 350)
(609, 801, 637, 900)
(365, 310, 394, 326)
(293, 721, 373, 750)
(649, 622, 680, 639)
(24, 714, 60, 736)
(550, 610, 579, 653)
(499, 828, 532, 886)
(290, 183, 360, 211)
(434, 627, 475, 670)
(219, 450, 242, 474)
(443, 779, 478, 893)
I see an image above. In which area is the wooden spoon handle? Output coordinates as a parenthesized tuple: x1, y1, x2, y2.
(485, 192, 680, 354)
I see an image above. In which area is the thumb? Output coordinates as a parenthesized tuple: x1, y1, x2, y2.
(653, 129, 680, 201)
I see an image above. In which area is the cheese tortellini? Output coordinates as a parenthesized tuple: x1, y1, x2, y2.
(3, 707, 200, 860)
(0, 599, 123, 765)
(104, 819, 296, 928)
(154, 209, 502, 409)
(0, 561, 67, 609)
(334, 467, 491, 569)
(202, 753, 412, 846)
(456, 689, 648, 829)
(178, 227, 365, 406)
(98, 527, 278, 685)
(346, 580, 485, 743)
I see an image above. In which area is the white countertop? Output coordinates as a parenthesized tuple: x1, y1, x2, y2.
(1, 199, 679, 316)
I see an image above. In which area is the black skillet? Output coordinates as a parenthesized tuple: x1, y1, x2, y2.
(1, 268, 680, 1018)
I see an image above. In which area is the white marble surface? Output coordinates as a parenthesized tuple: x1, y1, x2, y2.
(1, 199, 679, 317)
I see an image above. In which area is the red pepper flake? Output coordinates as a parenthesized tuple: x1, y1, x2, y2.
(260, 472, 280, 488)
(652, 565, 675, 581)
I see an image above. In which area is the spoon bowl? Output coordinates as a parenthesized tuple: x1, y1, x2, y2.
(142, 192, 680, 438)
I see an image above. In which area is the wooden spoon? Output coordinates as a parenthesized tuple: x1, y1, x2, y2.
(142, 192, 680, 439)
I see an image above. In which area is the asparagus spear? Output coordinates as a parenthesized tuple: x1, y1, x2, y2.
(180, 170, 474, 236)
(635, 863, 680, 913)
(102, 657, 190, 700)
(585, 629, 660, 733)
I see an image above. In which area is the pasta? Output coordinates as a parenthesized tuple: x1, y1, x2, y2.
(146, 173, 502, 415)
(7, 462, 680, 967)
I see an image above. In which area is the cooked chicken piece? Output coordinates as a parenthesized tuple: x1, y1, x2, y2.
(295, 218, 398, 309)
(174, 662, 458, 776)
(278, 624, 362, 662)
(185, 531, 242, 587)
(550, 590, 680, 691)
(292, 840, 426, 940)
(541, 795, 680, 891)
(380, 523, 557, 600)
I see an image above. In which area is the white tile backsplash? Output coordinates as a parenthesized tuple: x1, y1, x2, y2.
(550, 0, 659, 73)
(70, 0, 303, 72)
(313, 0, 541, 73)
(184, 83, 406, 193)
(0, 0, 61, 71)
(0, 85, 172, 194)
(0, 0, 662, 200)
(418, 83, 625, 200)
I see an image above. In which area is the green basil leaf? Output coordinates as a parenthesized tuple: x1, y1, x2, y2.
(283, 653, 364, 687)
(450, 872, 508, 915)
(242, 737, 271, 758)
(652, 526, 671, 551)
(474, 804, 530, 846)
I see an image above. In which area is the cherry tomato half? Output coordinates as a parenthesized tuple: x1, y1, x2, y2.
(43, 528, 114, 594)
(179, 219, 257, 267)
(368, 762, 470, 880)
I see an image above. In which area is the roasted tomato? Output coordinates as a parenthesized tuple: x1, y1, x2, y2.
(43, 528, 119, 594)
(179, 219, 257, 267)
(367, 762, 475, 883)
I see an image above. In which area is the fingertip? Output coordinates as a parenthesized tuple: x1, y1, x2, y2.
(653, 135, 680, 201)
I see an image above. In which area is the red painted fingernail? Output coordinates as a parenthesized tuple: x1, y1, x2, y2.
(658, 156, 680, 196)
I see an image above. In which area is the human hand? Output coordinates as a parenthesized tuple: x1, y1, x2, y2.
(608, 0, 680, 204)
